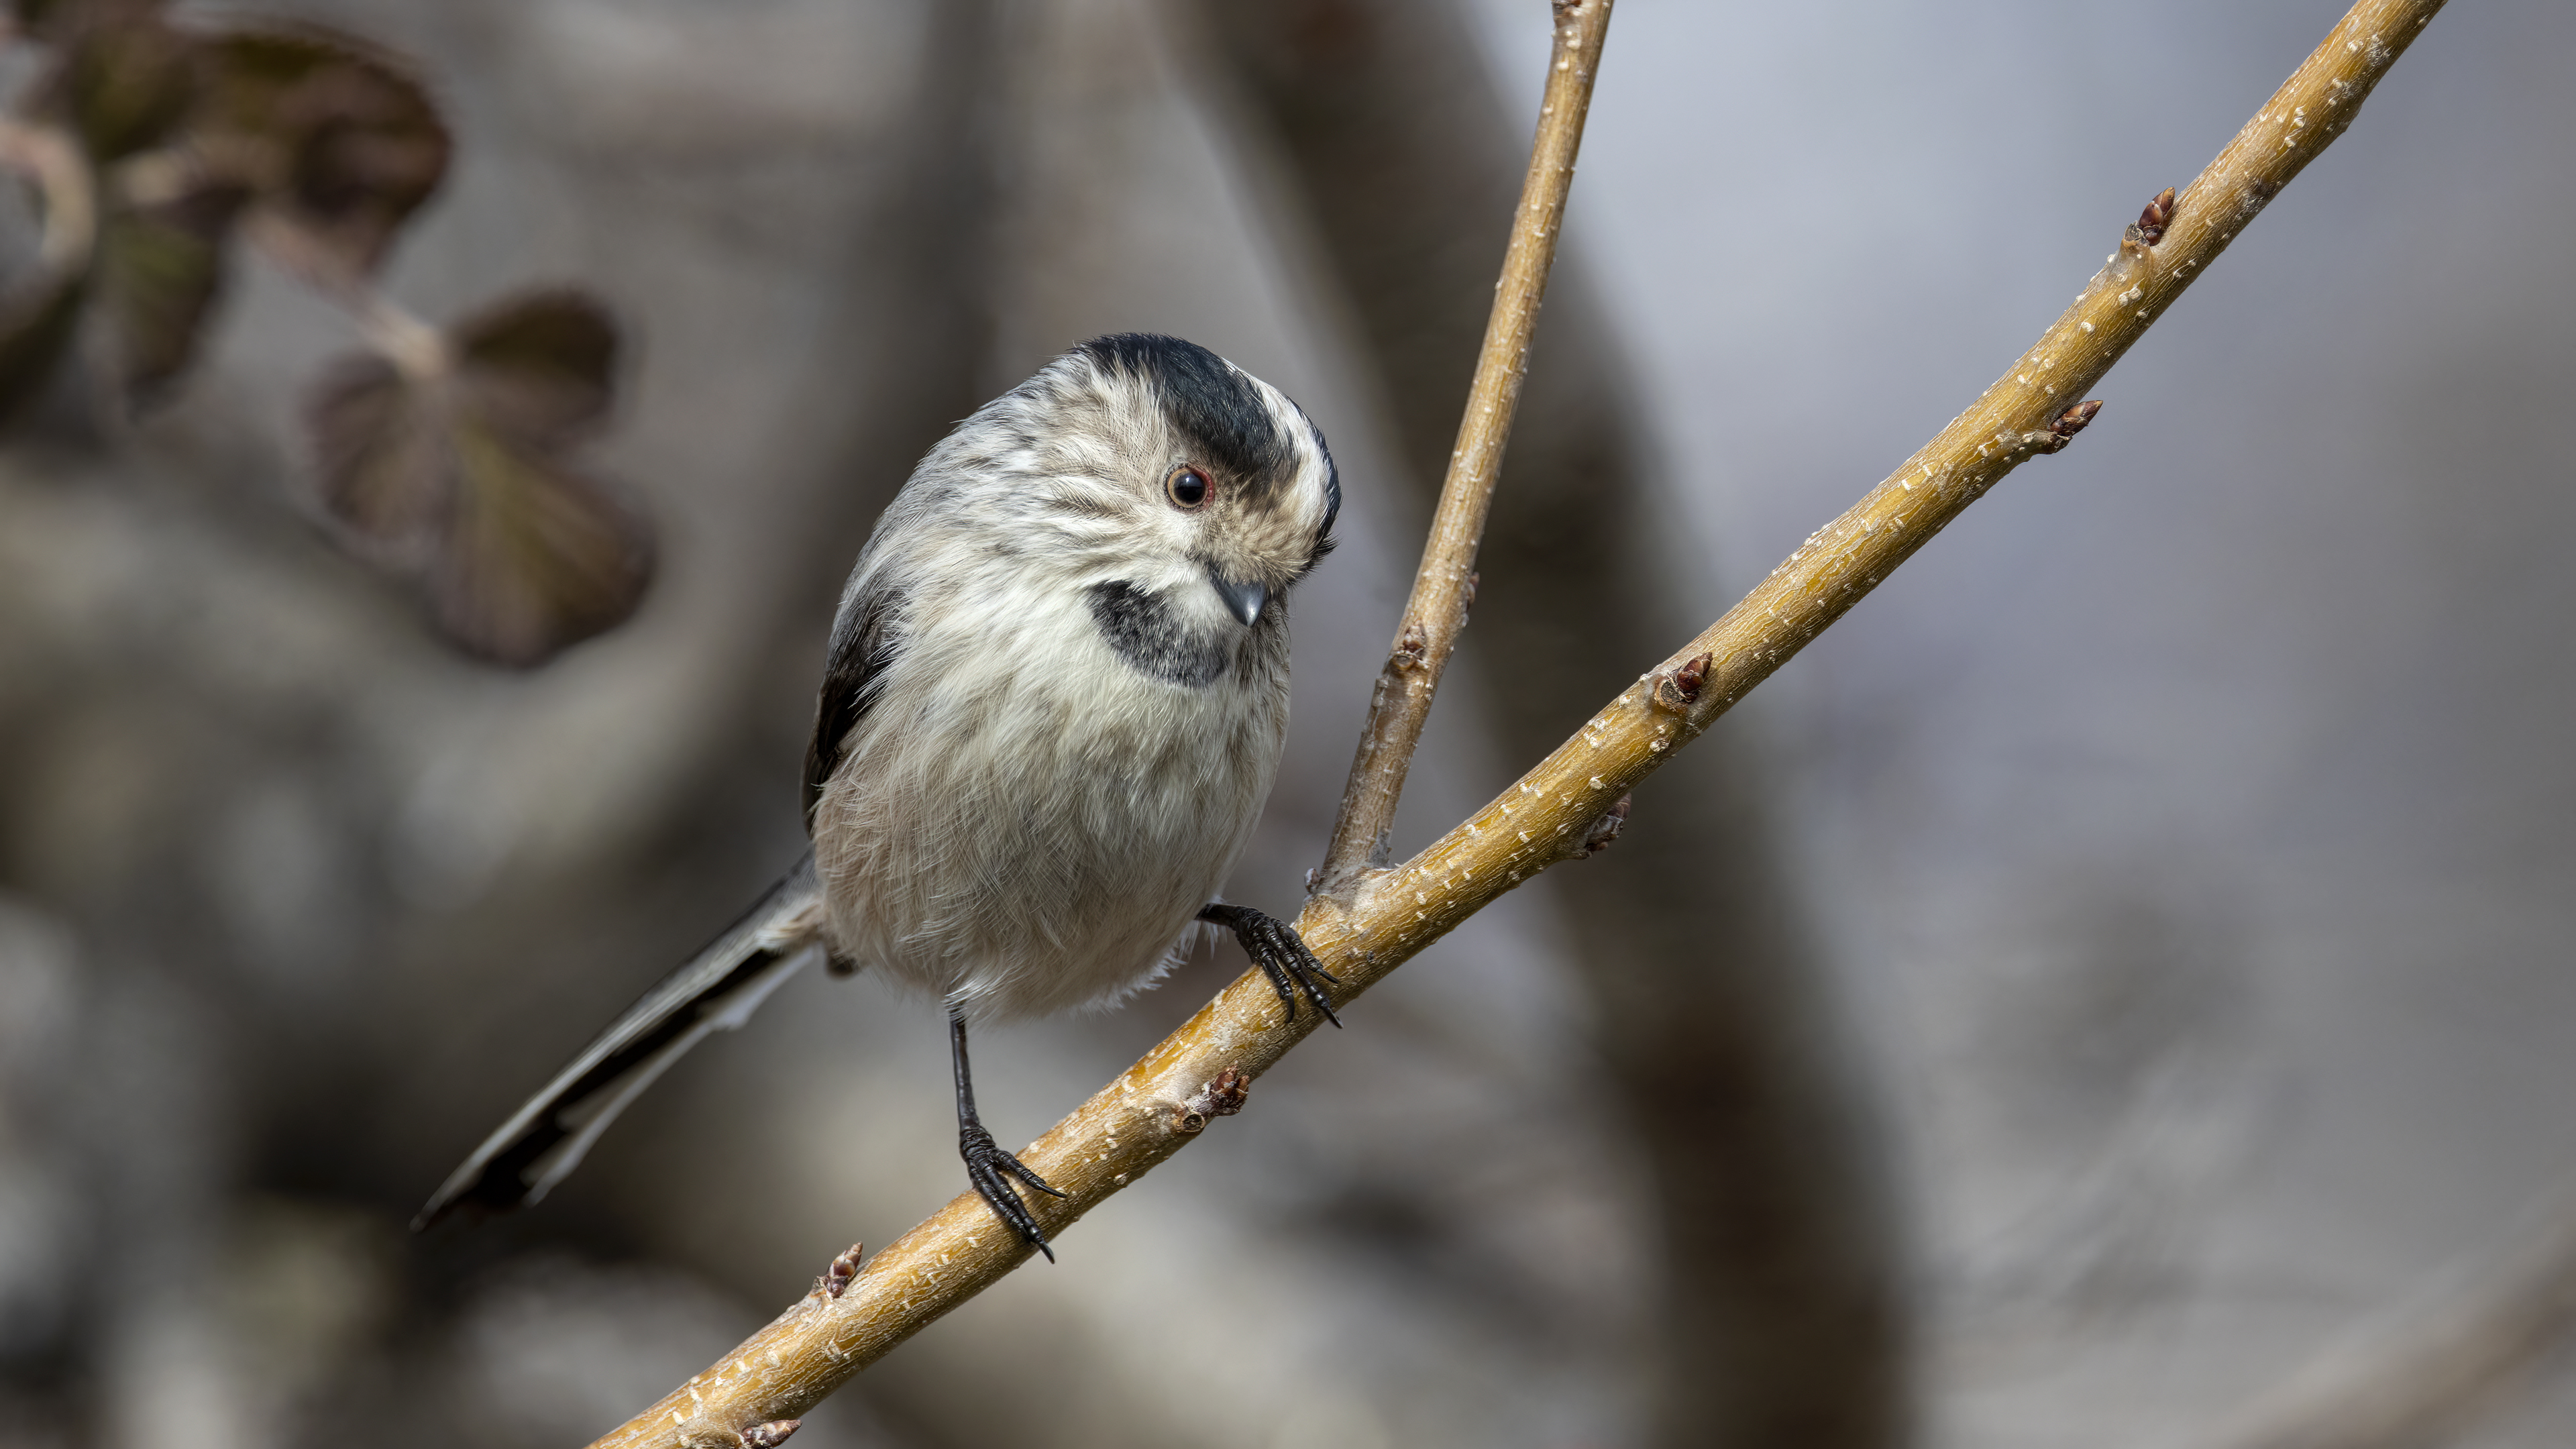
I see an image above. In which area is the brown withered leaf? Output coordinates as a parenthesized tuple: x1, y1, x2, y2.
(194, 27, 449, 279)
(43, 5, 197, 163)
(12, 8, 231, 408)
(305, 289, 650, 666)
(9, 0, 165, 42)
(432, 413, 653, 667)
(7, 0, 77, 36)
(0, 119, 98, 420)
(304, 350, 439, 562)
(451, 288, 616, 441)
(95, 178, 245, 406)
(0, 259, 88, 423)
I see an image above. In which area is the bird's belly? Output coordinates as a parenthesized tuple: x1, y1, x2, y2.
(812, 655, 1285, 1022)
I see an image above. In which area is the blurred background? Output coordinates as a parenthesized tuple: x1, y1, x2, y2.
(1, 0, 2571, 1445)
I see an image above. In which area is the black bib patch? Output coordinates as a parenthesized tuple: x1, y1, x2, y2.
(1088, 580, 1230, 687)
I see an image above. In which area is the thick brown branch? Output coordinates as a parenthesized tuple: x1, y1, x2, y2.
(586, 1, 2445, 1442)
(1314, 0, 1615, 893)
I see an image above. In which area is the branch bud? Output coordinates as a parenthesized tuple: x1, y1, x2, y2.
(2038, 399, 2104, 453)
(2127, 185, 2178, 246)
(1572, 794, 1631, 859)
(1171, 1068, 1250, 1135)
(814, 1242, 864, 1299)
(1650, 653, 1712, 714)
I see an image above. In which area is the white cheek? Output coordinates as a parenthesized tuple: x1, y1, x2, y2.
(1159, 572, 1232, 631)
(1099, 548, 1228, 625)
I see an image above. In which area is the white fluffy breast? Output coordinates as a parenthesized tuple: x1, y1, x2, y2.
(811, 559, 1291, 1022)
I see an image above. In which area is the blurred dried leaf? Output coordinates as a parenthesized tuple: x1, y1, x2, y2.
(0, 119, 99, 420)
(452, 288, 617, 441)
(306, 290, 650, 666)
(194, 26, 449, 279)
(6, 0, 77, 37)
(9, 0, 164, 44)
(94, 177, 244, 406)
(307, 351, 437, 559)
(433, 413, 653, 667)
(0, 257, 87, 422)
(43, 7, 197, 163)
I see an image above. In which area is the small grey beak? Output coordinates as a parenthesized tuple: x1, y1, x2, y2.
(1210, 571, 1268, 627)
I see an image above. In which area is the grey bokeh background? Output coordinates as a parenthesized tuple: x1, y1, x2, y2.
(1, 1, 2570, 1446)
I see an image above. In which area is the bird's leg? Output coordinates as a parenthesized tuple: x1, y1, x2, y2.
(1198, 903, 1340, 1028)
(949, 1003, 1065, 1260)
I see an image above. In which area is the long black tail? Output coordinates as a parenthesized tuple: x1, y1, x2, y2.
(413, 855, 827, 1230)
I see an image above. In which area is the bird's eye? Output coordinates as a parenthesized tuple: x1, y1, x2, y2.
(1165, 465, 1211, 510)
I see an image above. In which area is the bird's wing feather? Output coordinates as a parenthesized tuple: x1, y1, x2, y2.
(412, 855, 826, 1230)
(805, 578, 905, 828)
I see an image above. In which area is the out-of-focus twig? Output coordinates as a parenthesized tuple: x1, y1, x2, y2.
(0, 116, 95, 413)
(0, 117, 97, 272)
(1313, 0, 1614, 894)
(586, 1, 2445, 1442)
(2194, 1191, 2576, 1449)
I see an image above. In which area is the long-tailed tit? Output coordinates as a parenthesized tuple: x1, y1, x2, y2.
(415, 335, 1342, 1258)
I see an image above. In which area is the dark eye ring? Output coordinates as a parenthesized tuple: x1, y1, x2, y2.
(1165, 464, 1211, 510)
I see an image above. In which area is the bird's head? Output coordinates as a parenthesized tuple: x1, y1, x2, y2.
(1006, 334, 1338, 637)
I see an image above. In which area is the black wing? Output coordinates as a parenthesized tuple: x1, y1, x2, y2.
(804, 580, 904, 829)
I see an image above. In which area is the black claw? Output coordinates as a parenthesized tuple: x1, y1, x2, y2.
(961, 1122, 1061, 1260)
(1001, 1151, 1068, 1199)
(1200, 904, 1340, 1028)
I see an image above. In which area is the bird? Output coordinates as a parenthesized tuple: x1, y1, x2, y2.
(415, 334, 1344, 1260)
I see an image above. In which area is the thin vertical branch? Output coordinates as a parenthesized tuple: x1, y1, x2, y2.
(1314, 0, 1615, 894)
(1187, 1, 1906, 1440)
